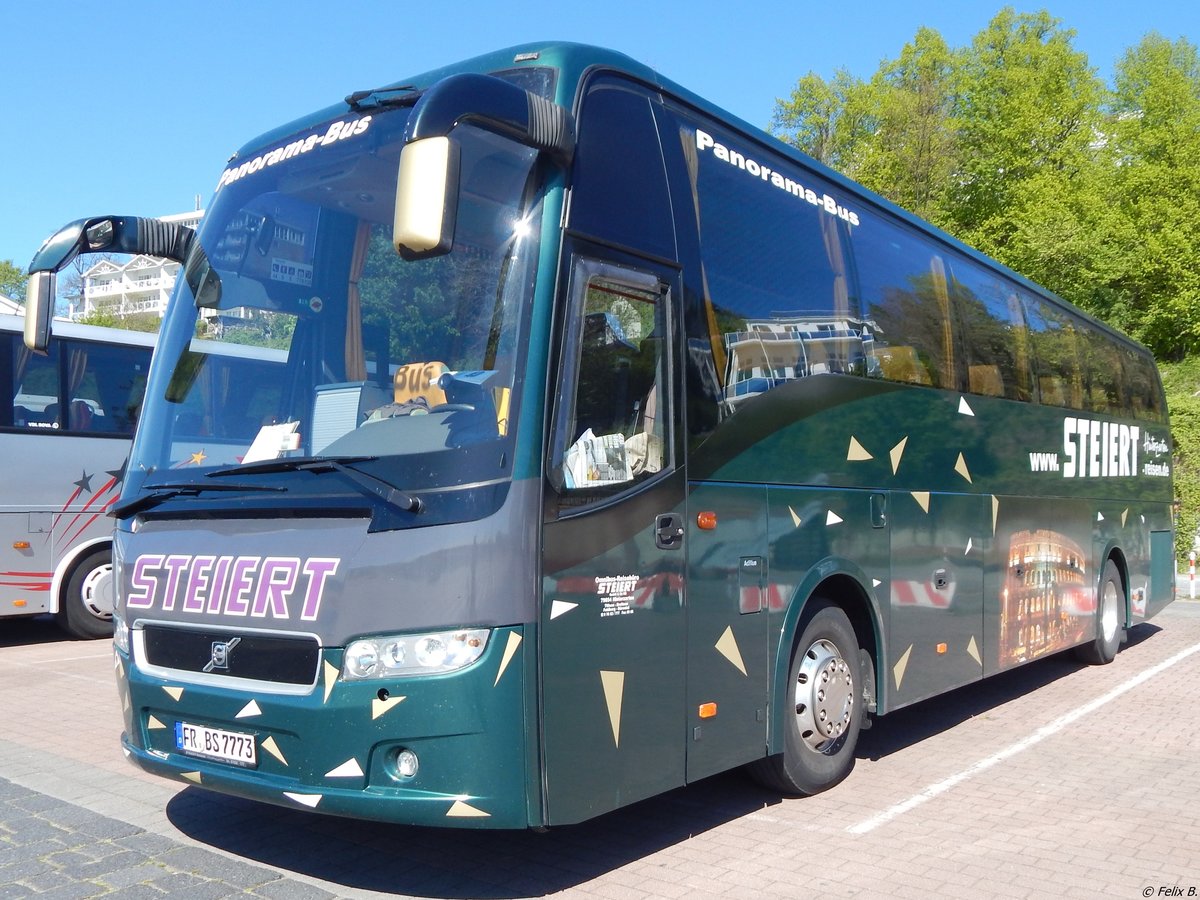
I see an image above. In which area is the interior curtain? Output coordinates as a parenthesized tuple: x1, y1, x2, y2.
(345, 222, 370, 382)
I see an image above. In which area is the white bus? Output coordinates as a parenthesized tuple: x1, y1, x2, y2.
(1, 313, 154, 637)
(2, 312, 287, 637)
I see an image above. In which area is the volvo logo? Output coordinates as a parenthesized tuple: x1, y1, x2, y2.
(203, 637, 241, 672)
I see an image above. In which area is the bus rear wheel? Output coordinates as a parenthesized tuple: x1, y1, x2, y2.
(749, 601, 862, 795)
(58, 548, 115, 640)
(1075, 559, 1122, 665)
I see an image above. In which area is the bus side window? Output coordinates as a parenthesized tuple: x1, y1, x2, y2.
(853, 212, 961, 391)
(948, 256, 1033, 401)
(555, 260, 670, 500)
(1022, 293, 1083, 410)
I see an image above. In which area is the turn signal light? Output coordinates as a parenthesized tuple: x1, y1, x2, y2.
(936, 642, 948, 655)
(696, 511, 718, 530)
(698, 702, 717, 719)
(12, 541, 30, 550)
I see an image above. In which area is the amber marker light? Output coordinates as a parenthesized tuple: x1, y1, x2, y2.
(13, 600, 27, 608)
(696, 511, 718, 530)
(698, 702, 717, 719)
(12, 541, 30, 550)
(936, 642, 948, 655)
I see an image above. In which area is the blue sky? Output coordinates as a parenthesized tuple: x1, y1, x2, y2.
(1, 0, 1194, 272)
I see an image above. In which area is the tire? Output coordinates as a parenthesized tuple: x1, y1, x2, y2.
(749, 600, 863, 795)
(58, 548, 114, 640)
(1075, 559, 1122, 665)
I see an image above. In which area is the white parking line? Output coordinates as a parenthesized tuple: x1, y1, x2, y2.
(847, 640, 1200, 835)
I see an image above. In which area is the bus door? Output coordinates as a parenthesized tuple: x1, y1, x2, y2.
(540, 250, 687, 826)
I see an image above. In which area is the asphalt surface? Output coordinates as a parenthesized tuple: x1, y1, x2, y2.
(2, 602, 1199, 898)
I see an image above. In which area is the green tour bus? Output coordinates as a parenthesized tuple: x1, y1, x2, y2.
(25, 42, 1174, 829)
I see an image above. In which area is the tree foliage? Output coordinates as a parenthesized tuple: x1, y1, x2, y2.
(0, 259, 27, 303)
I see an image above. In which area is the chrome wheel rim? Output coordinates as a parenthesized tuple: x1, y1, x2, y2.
(1101, 579, 1120, 644)
(794, 638, 854, 753)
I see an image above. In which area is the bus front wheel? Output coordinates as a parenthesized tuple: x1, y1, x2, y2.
(750, 600, 862, 795)
(1075, 559, 1122, 665)
(58, 548, 115, 640)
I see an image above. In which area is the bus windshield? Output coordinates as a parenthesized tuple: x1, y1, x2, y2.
(126, 106, 542, 507)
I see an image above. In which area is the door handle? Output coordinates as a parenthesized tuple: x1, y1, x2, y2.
(655, 513, 684, 550)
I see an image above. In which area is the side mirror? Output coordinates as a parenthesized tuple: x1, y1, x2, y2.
(392, 73, 574, 260)
(393, 136, 460, 259)
(23, 215, 195, 350)
(23, 271, 55, 351)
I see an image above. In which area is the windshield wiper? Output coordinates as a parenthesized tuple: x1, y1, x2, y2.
(345, 85, 420, 111)
(208, 456, 423, 514)
(110, 482, 288, 519)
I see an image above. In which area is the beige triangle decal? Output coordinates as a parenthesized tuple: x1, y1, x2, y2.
(162, 686, 183, 702)
(847, 436, 873, 461)
(714, 626, 748, 676)
(147, 715, 166, 730)
(890, 436, 908, 475)
(261, 736, 288, 766)
(992, 495, 1000, 535)
(788, 505, 802, 528)
(955, 453, 972, 484)
(447, 799, 490, 818)
(967, 636, 981, 666)
(826, 509, 843, 526)
(549, 600, 578, 620)
(325, 758, 364, 778)
(911, 491, 930, 514)
(181, 772, 202, 784)
(371, 695, 407, 721)
(494, 632, 522, 687)
(893, 645, 913, 691)
(1121, 508, 1129, 528)
(323, 660, 338, 704)
(235, 700, 262, 719)
(600, 670, 625, 749)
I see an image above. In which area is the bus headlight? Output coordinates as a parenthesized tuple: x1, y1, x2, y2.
(342, 629, 490, 680)
(113, 613, 131, 655)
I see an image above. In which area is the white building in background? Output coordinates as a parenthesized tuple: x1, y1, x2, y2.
(74, 209, 202, 320)
(0, 294, 20, 316)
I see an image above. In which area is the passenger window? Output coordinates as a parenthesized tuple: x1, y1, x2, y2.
(853, 213, 959, 390)
(949, 259, 1033, 401)
(676, 118, 867, 416)
(61, 339, 151, 435)
(555, 260, 670, 502)
(1125, 349, 1166, 422)
(1022, 295, 1082, 409)
(10, 339, 61, 430)
(1078, 326, 1124, 414)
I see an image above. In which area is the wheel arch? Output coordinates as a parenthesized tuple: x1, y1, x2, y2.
(768, 560, 885, 756)
(1100, 540, 1130, 627)
(49, 536, 111, 615)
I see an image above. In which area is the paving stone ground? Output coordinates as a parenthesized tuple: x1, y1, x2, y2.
(2, 603, 1199, 898)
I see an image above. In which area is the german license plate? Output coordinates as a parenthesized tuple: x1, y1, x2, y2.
(175, 721, 257, 767)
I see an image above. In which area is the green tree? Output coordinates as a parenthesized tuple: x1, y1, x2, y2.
(1097, 34, 1200, 359)
(771, 69, 876, 171)
(948, 9, 1105, 262)
(0, 259, 27, 303)
(854, 27, 963, 225)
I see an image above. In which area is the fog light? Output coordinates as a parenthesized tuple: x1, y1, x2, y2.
(396, 748, 419, 778)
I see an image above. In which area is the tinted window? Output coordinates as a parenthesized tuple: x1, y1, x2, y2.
(853, 212, 958, 390)
(948, 258, 1032, 401)
(1123, 348, 1167, 423)
(61, 339, 151, 434)
(677, 117, 869, 413)
(555, 260, 671, 505)
(1022, 294, 1082, 409)
(9, 334, 62, 429)
(1077, 325, 1125, 414)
